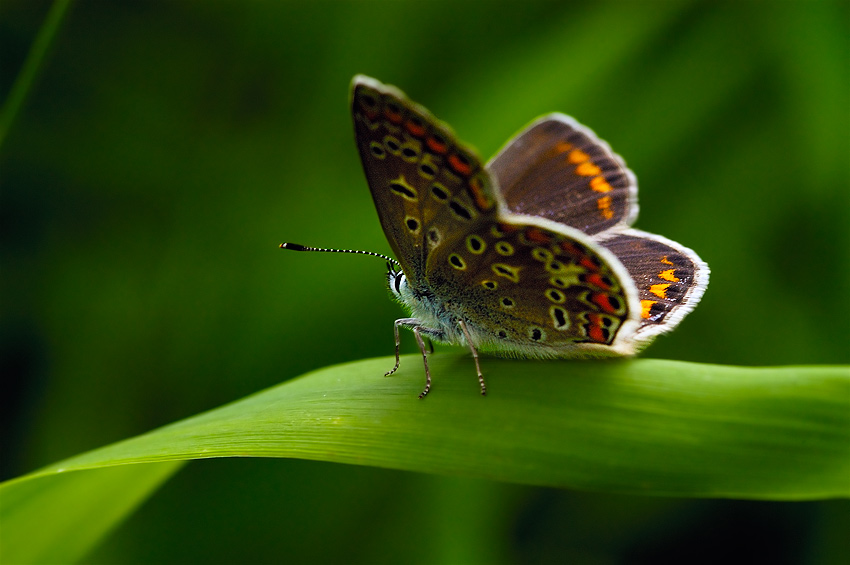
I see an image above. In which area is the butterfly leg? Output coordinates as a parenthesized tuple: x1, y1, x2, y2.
(411, 326, 432, 399)
(458, 320, 486, 396)
(385, 317, 420, 377)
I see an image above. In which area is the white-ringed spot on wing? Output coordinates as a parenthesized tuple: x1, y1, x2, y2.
(388, 175, 418, 202)
(531, 247, 553, 262)
(500, 296, 516, 309)
(399, 141, 421, 163)
(545, 288, 566, 303)
(492, 263, 521, 283)
(496, 329, 509, 339)
(495, 241, 514, 256)
(404, 216, 420, 234)
(528, 326, 546, 342)
(550, 306, 570, 330)
(546, 260, 584, 277)
(427, 227, 441, 247)
(481, 280, 498, 290)
(383, 134, 402, 156)
(369, 141, 386, 159)
(466, 234, 486, 254)
(418, 154, 439, 180)
(430, 182, 450, 202)
(448, 253, 466, 270)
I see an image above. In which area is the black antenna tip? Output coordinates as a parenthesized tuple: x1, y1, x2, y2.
(280, 243, 307, 251)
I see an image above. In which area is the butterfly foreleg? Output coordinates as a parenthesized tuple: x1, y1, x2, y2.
(458, 320, 486, 396)
(386, 318, 448, 399)
(385, 318, 420, 377)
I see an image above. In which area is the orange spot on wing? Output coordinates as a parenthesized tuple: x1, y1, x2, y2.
(525, 227, 552, 244)
(597, 196, 614, 219)
(585, 273, 612, 290)
(592, 293, 619, 314)
(649, 283, 671, 298)
(468, 177, 493, 211)
(448, 154, 472, 176)
(661, 256, 674, 266)
(568, 149, 590, 164)
(561, 241, 581, 256)
(640, 300, 656, 319)
(555, 141, 573, 153)
(426, 136, 448, 154)
(580, 256, 601, 271)
(498, 222, 519, 234)
(404, 120, 426, 138)
(586, 313, 609, 343)
(590, 176, 612, 193)
(588, 325, 606, 342)
(384, 107, 403, 124)
(576, 162, 601, 176)
(658, 269, 680, 282)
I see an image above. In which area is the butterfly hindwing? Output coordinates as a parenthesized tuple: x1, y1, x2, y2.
(599, 230, 708, 343)
(487, 115, 637, 236)
(425, 215, 641, 356)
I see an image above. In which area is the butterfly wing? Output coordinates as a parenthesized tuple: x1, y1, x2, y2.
(487, 115, 637, 235)
(425, 214, 643, 357)
(599, 229, 709, 344)
(352, 77, 642, 355)
(351, 76, 497, 285)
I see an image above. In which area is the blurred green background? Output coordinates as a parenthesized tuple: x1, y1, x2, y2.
(2, 0, 848, 563)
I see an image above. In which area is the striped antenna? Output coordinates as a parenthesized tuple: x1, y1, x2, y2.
(279, 242, 400, 266)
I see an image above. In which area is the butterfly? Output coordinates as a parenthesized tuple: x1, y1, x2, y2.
(283, 75, 708, 398)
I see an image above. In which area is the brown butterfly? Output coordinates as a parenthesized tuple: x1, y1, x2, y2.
(283, 76, 708, 398)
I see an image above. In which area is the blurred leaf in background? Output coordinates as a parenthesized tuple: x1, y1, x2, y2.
(1, 0, 848, 563)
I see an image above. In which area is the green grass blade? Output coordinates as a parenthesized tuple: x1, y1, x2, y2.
(0, 0, 74, 150)
(0, 462, 183, 564)
(14, 356, 850, 496)
(1, 357, 848, 562)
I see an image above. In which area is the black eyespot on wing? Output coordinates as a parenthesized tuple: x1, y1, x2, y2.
(449, 201, 473, 220)
(389, 181, 416, 199)
(431, 184, 449, 201)
(553, 307, 566, 327)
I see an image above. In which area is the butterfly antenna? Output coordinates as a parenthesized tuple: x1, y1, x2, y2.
(279, 242, 401, 267)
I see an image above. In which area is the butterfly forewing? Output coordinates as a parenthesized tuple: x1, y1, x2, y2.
(352, 77, 498, 286)
(487, 116, 637, 236)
